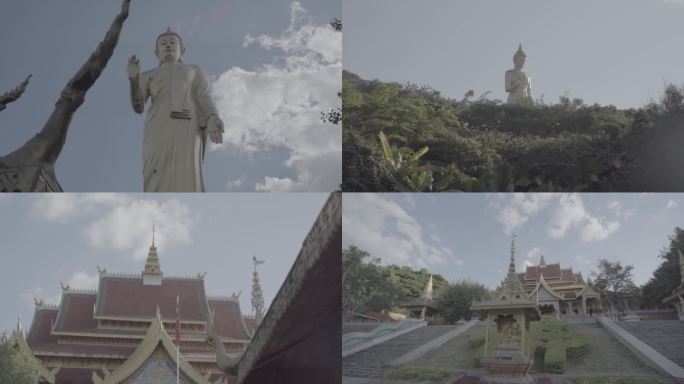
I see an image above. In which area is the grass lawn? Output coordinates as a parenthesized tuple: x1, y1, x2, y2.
(565, 324, 665, 379)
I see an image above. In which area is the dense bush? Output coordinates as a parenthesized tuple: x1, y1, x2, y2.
(543, 341, 566, 373)
(343, 70, 684, 192)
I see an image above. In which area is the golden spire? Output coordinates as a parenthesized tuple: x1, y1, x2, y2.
(508, 233, 517, 275)
(143, 219, 162, 285)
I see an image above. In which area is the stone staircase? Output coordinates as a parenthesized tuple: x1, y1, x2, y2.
(342, 324, 459, 378)
(618, 320, 684, 368)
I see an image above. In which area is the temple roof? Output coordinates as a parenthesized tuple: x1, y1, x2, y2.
(27, 307, 59, 347)
(91, 309, 217, 384)
(471, 236, 539, 318)
(53, 291, 100, 334)
(524, 263, 562, 280)
(242, 317, 256, 335)
(94, 275, 210, 322)
(208, 298, 252, 340)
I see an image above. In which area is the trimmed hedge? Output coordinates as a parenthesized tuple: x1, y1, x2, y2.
(544, 341, 566, 373)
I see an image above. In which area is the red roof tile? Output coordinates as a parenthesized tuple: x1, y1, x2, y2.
(27, 308, 58, 346)
(95, 276, 209, 322)
(243, 317, 256, 335)
(208, 299, 251, 340)
(525, 263, 562, 280)
(561, 268, 575, 281)
(53, 292, 99, 333)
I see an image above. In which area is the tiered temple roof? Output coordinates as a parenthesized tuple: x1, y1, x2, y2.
(516, 255, 591, 301)
(23, 237, 252, 384)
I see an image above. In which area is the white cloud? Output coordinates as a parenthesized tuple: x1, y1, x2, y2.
(548, 194, 619, 242)
(210, 1, 341, 192)
(490, 194, 620, 243)
(489, 193, 555, 234)
(575, 255, 590, 266)
(226, 178, 244, 191)
(524, 247, 542, 268)
(666, 199, 678, 209)
(31, 194, 127, 222)
(31, 194, 195, 260)
(21, 271, 98, 309)
(342, 194, 459, 270)
(65, 271, 98, 290)
(85, 199, 194, 260)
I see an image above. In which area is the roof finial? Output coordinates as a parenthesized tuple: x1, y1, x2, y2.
(539, 253, 546, 266)
(509, 233, 517, 274)
(143, 219, 163, 285)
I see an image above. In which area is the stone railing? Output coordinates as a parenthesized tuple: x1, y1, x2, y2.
(342, 319, 426, 357)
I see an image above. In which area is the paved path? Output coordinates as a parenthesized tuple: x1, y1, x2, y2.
(342, 325, 459, 379)
(619, 320, 684, 368)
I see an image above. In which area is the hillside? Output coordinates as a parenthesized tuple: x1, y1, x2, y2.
(342, 70, 684, 192)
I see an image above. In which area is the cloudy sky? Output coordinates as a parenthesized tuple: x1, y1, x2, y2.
(0, 193, 329, 333)
(343, 193, 683, 289)
(344, 0, 684, 108)
(0, 0, 340, 192)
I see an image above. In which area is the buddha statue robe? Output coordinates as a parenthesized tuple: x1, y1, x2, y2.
(138, 62, 218, 192)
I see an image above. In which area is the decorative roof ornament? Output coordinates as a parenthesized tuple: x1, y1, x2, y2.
(470, 236, 540, 320)
(251, 255, 266, 325)
(508, 233, 517, 276)
(539, 253, 546, 266)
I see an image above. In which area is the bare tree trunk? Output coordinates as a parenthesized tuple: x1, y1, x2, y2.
(0, 0, 131, 192)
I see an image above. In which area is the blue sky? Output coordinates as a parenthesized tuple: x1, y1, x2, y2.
(0, 0, 340, 192)
(0, 193, 329, 333)
(343, 193, 683, 289)
(343, 0, 684, 108)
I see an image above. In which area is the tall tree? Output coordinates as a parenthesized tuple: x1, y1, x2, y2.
(641, 227, 684, 309)
(438, 280, 489, 323)
(0, 332, 37, 384)
(342, 246, 400, 319)
(592, 259, 639, 311)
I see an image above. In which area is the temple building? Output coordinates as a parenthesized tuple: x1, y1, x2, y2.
(14, 233, 254, 384)
(400, 275, 438, 320)
(514, 242, 602, 317)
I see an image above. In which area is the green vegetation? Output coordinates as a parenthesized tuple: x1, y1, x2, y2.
(343, 70, 684, 192)
(543, 341, 566, 373)
(342, 246, 449, 319)
(387, 367, 452, 382)
(641, 227, 684, 309)
(437, 281, 488, 323)
(0, 332, 38, 384)
(592, 259, 639, 312)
